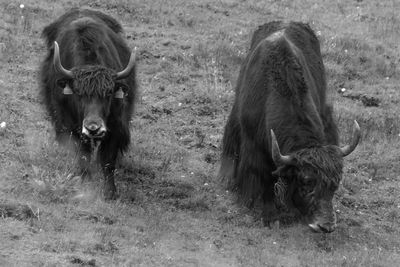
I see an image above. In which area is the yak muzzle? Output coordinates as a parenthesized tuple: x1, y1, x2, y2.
(82, 119, 106, 139)
(308, 201, 337, 233)
(308, 221, 336, 233)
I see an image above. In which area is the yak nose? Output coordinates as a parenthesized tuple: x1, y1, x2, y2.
(82, 120, 106, 138)
(318, 222, 336, 233)
(308, 221, 336, 233)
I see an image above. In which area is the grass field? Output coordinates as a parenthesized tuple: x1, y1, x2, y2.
(1, 0, 400, 266)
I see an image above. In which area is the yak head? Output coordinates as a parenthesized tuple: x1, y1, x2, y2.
(53, 41, 135, 139)
(270, 121, 360, 233)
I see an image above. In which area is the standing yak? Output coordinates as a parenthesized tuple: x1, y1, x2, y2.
(40, 9, 137, 200)
(219, 21, 360, 233)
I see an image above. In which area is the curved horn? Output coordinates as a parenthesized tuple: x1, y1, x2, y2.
(53, 41, 73, 78)
(116, 47, 137, 80)
(271, 129, 293, 166)
(339, 120, 361, 157)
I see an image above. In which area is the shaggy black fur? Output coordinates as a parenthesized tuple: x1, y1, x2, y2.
(71, 66, 115, 97)
(219, 21, 343, 225)
(39, 8, 137, 199)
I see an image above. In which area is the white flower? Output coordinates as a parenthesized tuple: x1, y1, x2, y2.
(20, 4, 24, 8)
(0, 122, 6, 128)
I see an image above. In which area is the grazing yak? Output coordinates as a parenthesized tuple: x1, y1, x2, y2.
(40, 9, 137, 199)
(219, 21, 360, 233)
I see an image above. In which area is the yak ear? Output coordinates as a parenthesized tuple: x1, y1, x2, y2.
(63, 84, 73, 95)
(114, 88, 124, 99)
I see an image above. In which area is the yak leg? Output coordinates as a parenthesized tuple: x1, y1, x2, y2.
(78, 141, 92, 182)
(262, 179, 280, 227)
(219, 104, 241, 186)
(99, 139, 118, 200)
(235, 136, 265, 208)
(54, 131, 92, 181)
(236, 134, 279, 225)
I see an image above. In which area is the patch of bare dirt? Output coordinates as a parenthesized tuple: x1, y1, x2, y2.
(0, 199, 37, 221)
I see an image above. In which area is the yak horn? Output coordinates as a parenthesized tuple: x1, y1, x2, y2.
(339, 120, 361, 157)
(271, 129, 293, 166)
(116, 47, 137, 80)
(53, 41, 73, 79)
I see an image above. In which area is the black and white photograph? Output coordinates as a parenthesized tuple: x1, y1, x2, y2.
(0, 0, 399, 266)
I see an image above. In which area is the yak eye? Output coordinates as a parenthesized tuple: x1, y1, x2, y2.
(301, 177, 315, 188)
(56, 79, 73, 89)
(304, 177, 313, 184)
(306, 179, 315, 186)
(56, 79, 67, 88)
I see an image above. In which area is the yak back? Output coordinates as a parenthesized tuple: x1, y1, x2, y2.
(41, 8, 123, 49)
(238, 21, 337, 157)
(41, 8, 131, 74)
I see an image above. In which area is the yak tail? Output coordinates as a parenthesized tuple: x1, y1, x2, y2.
(219, 103, 241, 189)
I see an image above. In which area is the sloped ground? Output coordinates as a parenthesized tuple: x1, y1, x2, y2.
(0, 0, 400, 266)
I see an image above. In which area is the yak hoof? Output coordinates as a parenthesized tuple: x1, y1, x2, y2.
(104, 190, 117, 201)
(271, 220, 280, 230)
(262, 218, 280, 229)
(262, 201, 280, 228)
(104, 183, 117, 201)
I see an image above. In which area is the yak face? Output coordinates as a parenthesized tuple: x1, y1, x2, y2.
(53, 41, 135, 140)
(56, 67, 126, 140)
(272, 148, 342, 233)
(270, 121, 361, 233)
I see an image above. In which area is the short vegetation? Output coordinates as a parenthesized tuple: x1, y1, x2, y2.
(0, 0, 399, 266)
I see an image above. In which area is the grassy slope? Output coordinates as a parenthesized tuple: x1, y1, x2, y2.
(0, 0, 399, 266)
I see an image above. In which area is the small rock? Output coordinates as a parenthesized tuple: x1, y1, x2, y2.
(162, 39, 172, 46)
(213, 239, 223, 249)
(180, 44, 191, 50)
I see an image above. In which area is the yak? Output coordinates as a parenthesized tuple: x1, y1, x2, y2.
(40, 9, 137, 200)
(219, 21, 360, 233)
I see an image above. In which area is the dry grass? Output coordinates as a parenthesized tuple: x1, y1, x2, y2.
(0, 0, 400, 266)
